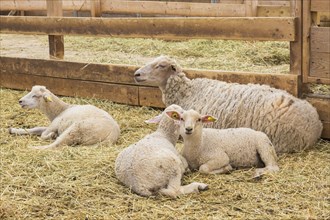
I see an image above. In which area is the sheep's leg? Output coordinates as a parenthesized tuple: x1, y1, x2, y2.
(159, 176, 208, 198)
(9, 127, 47, 136)
(32, 124, 78, 150)
(254, 143, 279, 178)
(41, 129, 58, 140)
(199, 153, 233, 174)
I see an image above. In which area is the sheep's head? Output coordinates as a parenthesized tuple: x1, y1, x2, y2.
(145, 104, 184, 125)
(19, 85, 53, 109)
(134, 56, 182, 89)
(166, 109, 217, 135)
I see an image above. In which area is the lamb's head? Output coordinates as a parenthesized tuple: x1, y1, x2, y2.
(19, 85, 53, 109)
(134, 56, 182, 88)
(145, 104, 184, 126)
(166, 109, 217, 136)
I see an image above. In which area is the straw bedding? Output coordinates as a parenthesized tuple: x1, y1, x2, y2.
(1, 88, 329, 219)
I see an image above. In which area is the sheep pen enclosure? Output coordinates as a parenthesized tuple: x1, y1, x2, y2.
(1, 88, 329, 219)
(0, 0, 330, 219)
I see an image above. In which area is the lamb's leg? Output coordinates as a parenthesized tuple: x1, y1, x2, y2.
(41, 129, 58, 140)
(9, 127, 47, 136)
(31, 124, 78, 150)
(254, 142, 279, 178)
(159, 175, 208, 198)
(199, 153, 233, 174)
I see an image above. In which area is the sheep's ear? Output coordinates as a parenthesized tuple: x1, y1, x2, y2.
(43, 94, 53, 102)
(201, 115, 217, 123)
(166, 111, 181, 121)
(145, 114, 162, 124)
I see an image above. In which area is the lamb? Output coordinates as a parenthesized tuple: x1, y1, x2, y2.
(115, 104, 208, 198)
(134, 56, 323, 154)
(166, 109, 279, 178)
(9, 85, 120, 149)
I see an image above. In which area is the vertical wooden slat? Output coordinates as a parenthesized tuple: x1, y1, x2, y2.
(245, 0, 258, 17)
(302, 0, 312, 84)
(91, 0, 102, 17)
(46, 0, 64, 59)
(289, 0, 302, 78)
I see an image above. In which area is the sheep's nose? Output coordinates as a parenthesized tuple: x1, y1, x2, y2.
(18, 100, 23, 104)
(186, 127, 193, 132)
(134, 72, 141, 77)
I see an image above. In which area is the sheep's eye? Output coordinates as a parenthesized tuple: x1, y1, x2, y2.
(197, 118, 201, 122)
(32, 95, 40, 98)
(157, 64, 166, 69)
(180, 118, 184, 121)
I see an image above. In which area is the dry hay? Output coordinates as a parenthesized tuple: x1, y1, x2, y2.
(0, 88, 329, 219)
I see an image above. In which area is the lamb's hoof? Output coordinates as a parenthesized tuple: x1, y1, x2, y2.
(198, 183, 209, 191)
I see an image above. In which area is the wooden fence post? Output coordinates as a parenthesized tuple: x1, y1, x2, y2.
(46, 0, 64, 59)
(91, 0, 102, 17)
(245, 0, 258, 17)
(289, 0, 302, 95)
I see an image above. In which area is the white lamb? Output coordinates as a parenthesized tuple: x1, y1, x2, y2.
(115, 104, 208, 198)
(134, 56, 323, 154)
(166, 109, 279, 178)
(9, 85, 120, 149)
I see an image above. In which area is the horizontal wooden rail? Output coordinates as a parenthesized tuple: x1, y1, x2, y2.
(0, 0, 245, 17)
(0, 56, 300, 97)
(306, 94, 330, 139)
(100, 1, 245, 17)
(311, 0, 330, 12)
(0, 16, 296, 41)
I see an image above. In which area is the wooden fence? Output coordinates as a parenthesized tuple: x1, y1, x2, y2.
(0, 0, 329, 138)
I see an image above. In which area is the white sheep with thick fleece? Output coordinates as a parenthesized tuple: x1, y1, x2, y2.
(9, 85, 120, 149)
(115, 104, 208, 198)
(167, 109, 279, 178)
(134, 56, 323, 154)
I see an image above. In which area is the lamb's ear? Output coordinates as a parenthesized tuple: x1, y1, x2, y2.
(145, 114, 163, 124)
(166, 111, 181, 121)
(170, 61, 182, 74)
(43, 94, 53, 102)
(201, 115, 217, 123)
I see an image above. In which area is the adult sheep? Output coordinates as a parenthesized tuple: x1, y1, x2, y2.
(134, 56, 322, 154)
(9, 85, 120, 149)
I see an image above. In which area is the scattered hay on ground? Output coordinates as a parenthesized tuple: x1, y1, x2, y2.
(1, 88, 329, 219)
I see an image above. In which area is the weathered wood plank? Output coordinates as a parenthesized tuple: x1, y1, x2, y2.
(139, 87, 164, 108)
(304, 76, 330, 84)
(302, 0, 312, 84)
(91, 0, 102, 17)
(245, 0, 258, 17)
(311, 0, 330, 12)
(101, 1, 246, 17)
(0, 0, 90, 11)
(258, 0, 290, 6)
(46, 0, 64, 59)
(0, 0, 246, 17)
(310, 51, 330, 79)
(289, 0, 302, 78)
(0, 72, 139, 105)
(0, 56, 300, 96)
(0, 56, 137, 85)
(306, 95, 330, 122)
(311, 27, 330, 53)
(321, 121, 330, 139)
(257, 5, 290, 17)
(306, 94, 330, 139)
(0, 16, 297, 41)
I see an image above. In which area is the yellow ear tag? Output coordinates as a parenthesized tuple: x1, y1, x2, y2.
(208, 116, 216, 122)
(172, 112, 178, 119)
(45, 96, 53, 102)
